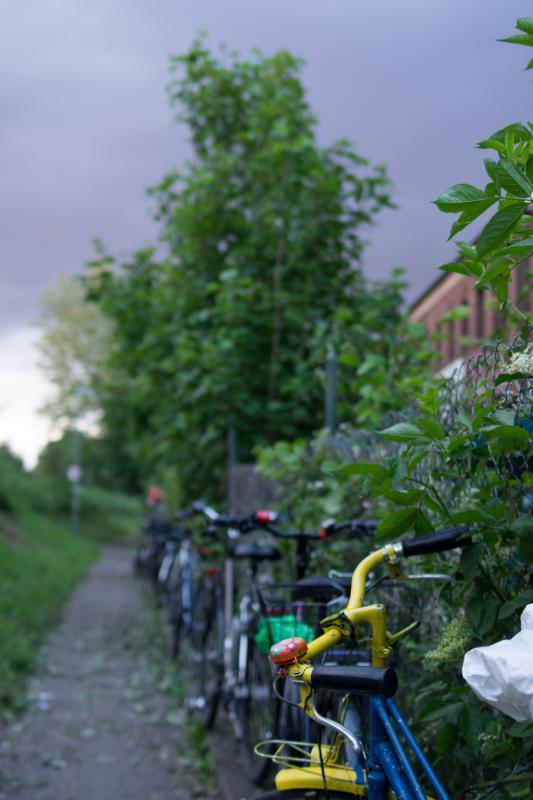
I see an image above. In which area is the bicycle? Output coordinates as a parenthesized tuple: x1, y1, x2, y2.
(251, 525, 472, 799)
(185, 506, 376, 784)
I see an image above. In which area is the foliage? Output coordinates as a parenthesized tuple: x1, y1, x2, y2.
(0, 445, 143, 707)
(335, 21, 533, 793)
(36, 275, 113, 424)
(311, 268, 435, 427)
(433, 18, 533, 330)
(0, 506, 96, 710)
(36, 429, 141, 495)
(88, 40, 393, 500)
(258, 18, 533, 794)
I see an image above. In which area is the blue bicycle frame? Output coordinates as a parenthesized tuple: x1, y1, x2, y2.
(367, 696, 449, 800)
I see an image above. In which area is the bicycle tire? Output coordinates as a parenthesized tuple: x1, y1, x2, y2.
(185, 576, 224, 728)
(235, 636, 278, 785)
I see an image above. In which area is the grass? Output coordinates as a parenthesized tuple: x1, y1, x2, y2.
(0, 449, 142, 709)
(0, 508, 96, 709)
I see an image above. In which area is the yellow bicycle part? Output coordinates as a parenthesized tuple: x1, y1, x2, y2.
(283, 544, 400, 721)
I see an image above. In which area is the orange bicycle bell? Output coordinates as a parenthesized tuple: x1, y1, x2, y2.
(269, 636, 308, 666)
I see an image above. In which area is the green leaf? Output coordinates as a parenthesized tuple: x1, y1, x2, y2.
(477, 595, 499, 637)
(420, 698, 464, 722)
(519, 529, 533, 563)
(478, 123, 532, 147)
(383, 489, 422, 506)
(438, 261, 482, 278)
(407, 449, 429, 473)
(336, 462, 388, 480)
(458, 543, 483, 581)
(376, 507, 418, 540)
(496, 158, 532, 196)
(495, 371, 528, 386)
(422, 494, 444, 514)
(501, 237, 533, 259)
(476, 202, 527, 257)
(499, 33, 533, 47)
(414, 508, 433, 534)
(449, 509, 489, 524)
(511, 515, 533, 531)
(499, 589, 533, 619)
(477, 138, 507, 155)
(526, 57, 533, 70)
(380, 422, 428, 442)
(416, 417, 446, 440)
(516, 17, 533, 36)
(447, 201, 496, 240)
(507, 720, 533, 738)
(482, 424, 529, 444)
(436, 723, 457, 756)
(433, 184, 493, 213)
(460, 704, 485, 755)
(466, 595, 484, 630)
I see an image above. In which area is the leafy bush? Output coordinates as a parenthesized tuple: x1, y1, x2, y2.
(258, 18, 533, 794)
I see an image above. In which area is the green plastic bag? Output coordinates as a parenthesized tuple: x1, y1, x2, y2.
(254, 614, 314, 655)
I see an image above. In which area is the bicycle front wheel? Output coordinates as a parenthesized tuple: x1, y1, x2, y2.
(235, 637, 279, 785)
(185, 575, 224, 728)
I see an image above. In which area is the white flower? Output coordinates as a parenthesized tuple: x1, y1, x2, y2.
(508, 342, 533, 375)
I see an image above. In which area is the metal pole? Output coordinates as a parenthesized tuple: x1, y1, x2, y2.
(325, 343, 337, 433)
(70, 426, 81, 536)
(227, 419, 237, 513)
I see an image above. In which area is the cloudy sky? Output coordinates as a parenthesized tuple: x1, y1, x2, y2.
(1, 0, 530, 463)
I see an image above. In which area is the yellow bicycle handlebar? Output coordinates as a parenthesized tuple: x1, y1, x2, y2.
(270, 544, 399, 693)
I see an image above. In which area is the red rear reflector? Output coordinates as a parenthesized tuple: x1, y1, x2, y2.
(203, 567, 220, 577)
(256, 510, 273, 523)
(319, 528, 328, 539)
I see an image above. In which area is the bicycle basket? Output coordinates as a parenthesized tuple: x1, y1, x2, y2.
(255, 614, 315, 655)
(254, 581, 346, 654)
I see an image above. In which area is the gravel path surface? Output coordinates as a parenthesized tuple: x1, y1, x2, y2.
(0, 545, 257, 800)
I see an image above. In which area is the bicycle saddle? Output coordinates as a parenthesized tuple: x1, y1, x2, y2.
(291, 575, 350, 602)
(233, 543, 281, 561)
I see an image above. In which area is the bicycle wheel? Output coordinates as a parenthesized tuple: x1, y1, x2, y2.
(235, 636, 279, 785)
(168, 562, 186, 659)
(185, 575, 224, 728)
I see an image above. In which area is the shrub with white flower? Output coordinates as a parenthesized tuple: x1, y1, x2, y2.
(508, 342, 533, 375)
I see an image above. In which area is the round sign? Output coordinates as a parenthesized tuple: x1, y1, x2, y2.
(66, 464, 82, 483)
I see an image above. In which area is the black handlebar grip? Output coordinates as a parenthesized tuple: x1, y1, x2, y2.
(310, 665, 398, 697)
(402, 525, 471, 557)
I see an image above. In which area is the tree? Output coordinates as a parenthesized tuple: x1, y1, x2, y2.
(89, 40, 394, 499)
(36, 275, 112, 424)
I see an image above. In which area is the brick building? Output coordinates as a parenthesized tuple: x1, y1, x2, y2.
(410, 261, 531, 371)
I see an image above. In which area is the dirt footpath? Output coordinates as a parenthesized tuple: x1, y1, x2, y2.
(0, 546, 255, 800)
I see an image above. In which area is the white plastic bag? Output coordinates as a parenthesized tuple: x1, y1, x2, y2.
(462, 604, 533, 722)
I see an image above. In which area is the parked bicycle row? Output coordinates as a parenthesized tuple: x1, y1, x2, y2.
(134, 492, 503, 799)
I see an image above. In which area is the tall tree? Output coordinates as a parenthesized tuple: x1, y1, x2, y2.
(90, 41, 393, 498)
(37, 275, 112, 424)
